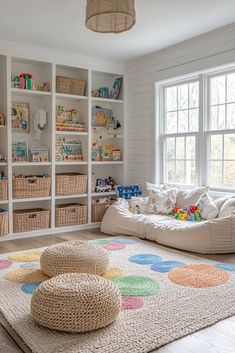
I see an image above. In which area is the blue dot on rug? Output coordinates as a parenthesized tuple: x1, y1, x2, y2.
(215, 263, 235, 272)
(112, 237, 136, 244)
(20, 263, 39, 269)
(129, 254, 162, 265)
(151, 261, 186, 273)
(21, 282, 41, 294)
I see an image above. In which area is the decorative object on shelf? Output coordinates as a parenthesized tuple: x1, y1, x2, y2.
(0, 154, 7, 163)
(100, 145, 113, 161)
(56, 105, 86, 132)
(55, 203, 88, 227)
(92, 197, 116, 222)
(86, 0, 136, 34)
(56, 138, 83, 161)
(92, 106, 121, 129)
(12, 141, 28, 162)
(94, 176, 117, 193)
(30, 146, 49, 163)
(12, 73, 50, 92)
(56, 76, 86, 96)
(11, 76, 20, 89)
(112, 149, 121, 161)
(92, 77, 123, 100)
(12, 174, 51, 199)
(12, 102, 30, 133)
(0, 113, 5, 126)
(92, 141, 121, 161)
(33, 109, 47, 140)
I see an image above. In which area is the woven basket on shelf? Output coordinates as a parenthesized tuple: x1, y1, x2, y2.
(0, 180, 8, 200)
(56, 173, 87, 196)
(0, 212, 8, 236)
(56, 203, 87, 228)
(92, 199, 115, 223)
(56, 76, 86, 96)
(13, 177, 51, 199)
(13, 209, 50, 233)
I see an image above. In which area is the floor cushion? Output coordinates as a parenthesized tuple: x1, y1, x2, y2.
(31, 273, 121, 333)
(101, 204, 235, 254)
(40, 240, 109, 277)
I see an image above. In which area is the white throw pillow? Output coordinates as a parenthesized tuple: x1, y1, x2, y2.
(219, 197, 235, 218)
(145, 182, 172, 193)
(197, 194, 219, 220)
(176, 186, 209, 208)
(129, 196, 149, 214)
(148, 188, 177, 214)
(213, 197, 229, 211)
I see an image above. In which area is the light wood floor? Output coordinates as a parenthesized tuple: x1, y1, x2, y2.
(0, 229, 235, 264)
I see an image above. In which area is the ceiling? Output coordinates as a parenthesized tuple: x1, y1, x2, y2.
(0, 0, 235, 62)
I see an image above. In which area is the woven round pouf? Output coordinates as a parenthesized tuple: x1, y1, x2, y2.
(40, 240, 109, 277)
(31, 273, 121, 333)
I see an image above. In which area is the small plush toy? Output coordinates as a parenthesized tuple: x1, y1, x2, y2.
(171, 204, 202, 222)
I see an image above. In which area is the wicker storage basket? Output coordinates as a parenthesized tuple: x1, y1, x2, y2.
(0, 180, 8, 200)
(0, 211, 8, 236)
(56, 173, 87, 196)
(55, 203, 87, 227)
(92, 199, 115, 223)
(13, 177, 51, 199)
(56, 76, 86, 96)
(13, 208, 50, 233)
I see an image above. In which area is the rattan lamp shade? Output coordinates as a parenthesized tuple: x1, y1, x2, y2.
(86, 0, 136, 33)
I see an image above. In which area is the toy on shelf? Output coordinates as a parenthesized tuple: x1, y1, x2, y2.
(171, 205, 202, 222)
(56, 137, 83, 162)
(92, 77, 123, 100)
(92, 106, 121, 129)
(56, 105, 86, 132)
(11, 73, 50, 92)
(92, 140, 121, 161)
(12, 141, 28, 162)
(33, 109, 47, 140)
(30, 146, 49, 163)
(0, 154, 7, 164)
(0, 172, 6, 180)
(93, 176, 117, 193)
(0, 113, 5, 126)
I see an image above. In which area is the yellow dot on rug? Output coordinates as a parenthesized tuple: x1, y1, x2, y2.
(168, 264, 230, 288)
(103, 268, 123, 280)
(5, 268, 49, 283)
(8, 251, 42, 263)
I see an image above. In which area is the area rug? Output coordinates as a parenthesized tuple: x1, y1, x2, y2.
(0, 237, 235, 353)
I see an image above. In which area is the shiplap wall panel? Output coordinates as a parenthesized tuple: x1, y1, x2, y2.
(125, 23, 235, 187)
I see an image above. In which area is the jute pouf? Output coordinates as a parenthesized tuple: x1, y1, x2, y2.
(31, 273, 121, 333)
(40, 240, 109, 277)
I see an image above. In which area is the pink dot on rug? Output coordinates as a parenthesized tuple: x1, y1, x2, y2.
(0, 260, 13, 269)
(122, 296, 144, 310)
(103, 243, 125, 251)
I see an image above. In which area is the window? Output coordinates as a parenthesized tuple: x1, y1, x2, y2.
(158, 67, 235, 190)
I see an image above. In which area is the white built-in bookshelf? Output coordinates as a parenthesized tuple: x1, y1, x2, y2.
(0, 55, 124, 241)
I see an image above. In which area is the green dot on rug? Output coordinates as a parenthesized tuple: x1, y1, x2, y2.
(112, 275, 160, 297)
(93, 239, 112, 245)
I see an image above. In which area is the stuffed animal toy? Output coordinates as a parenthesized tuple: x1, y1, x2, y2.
(171, 205, 202, 221)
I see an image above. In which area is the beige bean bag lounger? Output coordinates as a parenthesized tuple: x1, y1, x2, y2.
(101, 203, 235, 254)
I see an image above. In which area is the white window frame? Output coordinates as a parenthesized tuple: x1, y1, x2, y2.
(155, 64, 235, 193)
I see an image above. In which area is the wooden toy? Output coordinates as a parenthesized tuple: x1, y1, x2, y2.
(30, 146, 49, 162)
(56, 138, 83, 161)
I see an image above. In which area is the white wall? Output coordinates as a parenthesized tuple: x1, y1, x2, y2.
(125, 23, 235, 186)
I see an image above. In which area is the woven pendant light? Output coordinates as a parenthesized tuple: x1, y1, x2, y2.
(86, 0, 136, 34)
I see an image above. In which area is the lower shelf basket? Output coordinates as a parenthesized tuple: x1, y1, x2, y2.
(92, 199, 115, 223)
(13, 209, 50, 233)
(0, 180, 8, 200)
(0, 211, 8, 236)
(56, 173, 88, 196)
(56, 203, 87, 228)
